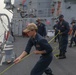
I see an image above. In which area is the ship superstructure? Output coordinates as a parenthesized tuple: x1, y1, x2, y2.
(4, 0, 62, 36)
(4, 0, 76, 36)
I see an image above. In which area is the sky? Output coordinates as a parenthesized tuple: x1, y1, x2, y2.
(0, 0, 14, 19)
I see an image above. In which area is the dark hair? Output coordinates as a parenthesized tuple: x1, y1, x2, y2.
(56, 20, 58, 22)
(71, 22, 75, 24)
(36, 18, 41, 22)
(59, 14, 64, 18)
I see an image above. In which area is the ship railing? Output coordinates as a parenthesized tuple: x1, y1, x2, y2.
(37, 8, 52, 17)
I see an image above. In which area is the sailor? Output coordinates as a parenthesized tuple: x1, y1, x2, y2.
(36, 18, 47, 37)
(53, 20, 59, 42)
(14, 23, 53, 75)
(56, 14, 70, 59)
(69, 22, 76, 47)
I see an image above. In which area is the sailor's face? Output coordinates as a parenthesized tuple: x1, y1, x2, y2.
(59, 17, 63, 21)
(72, 23, 75, 26)
(37, 20, 41, 24)
(26, 31, 32, 37)
(27, 30, 35, 37)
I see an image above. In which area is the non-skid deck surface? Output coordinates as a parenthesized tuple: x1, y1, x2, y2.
(0, 36, 76, 75)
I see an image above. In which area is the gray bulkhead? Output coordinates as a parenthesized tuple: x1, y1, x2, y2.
(10, 0, 76, 36)
(11, 0, 54, 36)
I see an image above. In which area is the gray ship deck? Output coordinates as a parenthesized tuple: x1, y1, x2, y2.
(0, 36, 76, 75)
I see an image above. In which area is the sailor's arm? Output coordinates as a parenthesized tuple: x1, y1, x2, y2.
(34, 50, 46, 54)
(19, 51, 28, 59)
(14, 51, 28, 64)
(74, 30, 76, 37)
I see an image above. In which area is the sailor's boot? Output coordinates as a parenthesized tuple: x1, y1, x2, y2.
(45, 68, 53, 75)
(58, 52, 66, 59)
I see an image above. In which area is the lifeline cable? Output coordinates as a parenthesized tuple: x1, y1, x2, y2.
(0, 32, 60, 75)
(48, 32, 60, 43)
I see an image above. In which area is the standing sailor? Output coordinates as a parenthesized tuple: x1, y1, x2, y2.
(53, 20, 59, 42)
(69, 22, 76, 47)
(56, 15, 70, 59)
(14, 23, 53, 75)
(36, 18, 47, 37)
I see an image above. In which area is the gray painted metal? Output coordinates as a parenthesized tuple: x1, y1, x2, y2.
(4, 0, 76, 36)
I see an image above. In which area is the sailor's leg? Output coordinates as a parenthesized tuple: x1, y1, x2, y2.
(30, 54, 53, 75)
(69, 37, 74, 47)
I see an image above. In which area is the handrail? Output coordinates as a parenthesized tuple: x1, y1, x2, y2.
(0, 13, 11, 32)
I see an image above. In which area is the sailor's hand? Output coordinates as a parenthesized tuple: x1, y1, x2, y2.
(55, 28, 57, 29)
(14, 57, 21, 64)
(58, 30, 63, 35)
(58, 30, 61, 33)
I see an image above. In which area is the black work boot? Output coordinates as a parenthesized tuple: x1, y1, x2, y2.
(58, 53, 66, 59)
(45, 68, 53, 75)
(58, 55, 66, 59)
(69, 44, 72, 47)
(73, 44, 76, 46)
(46, 74, 53, 75)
